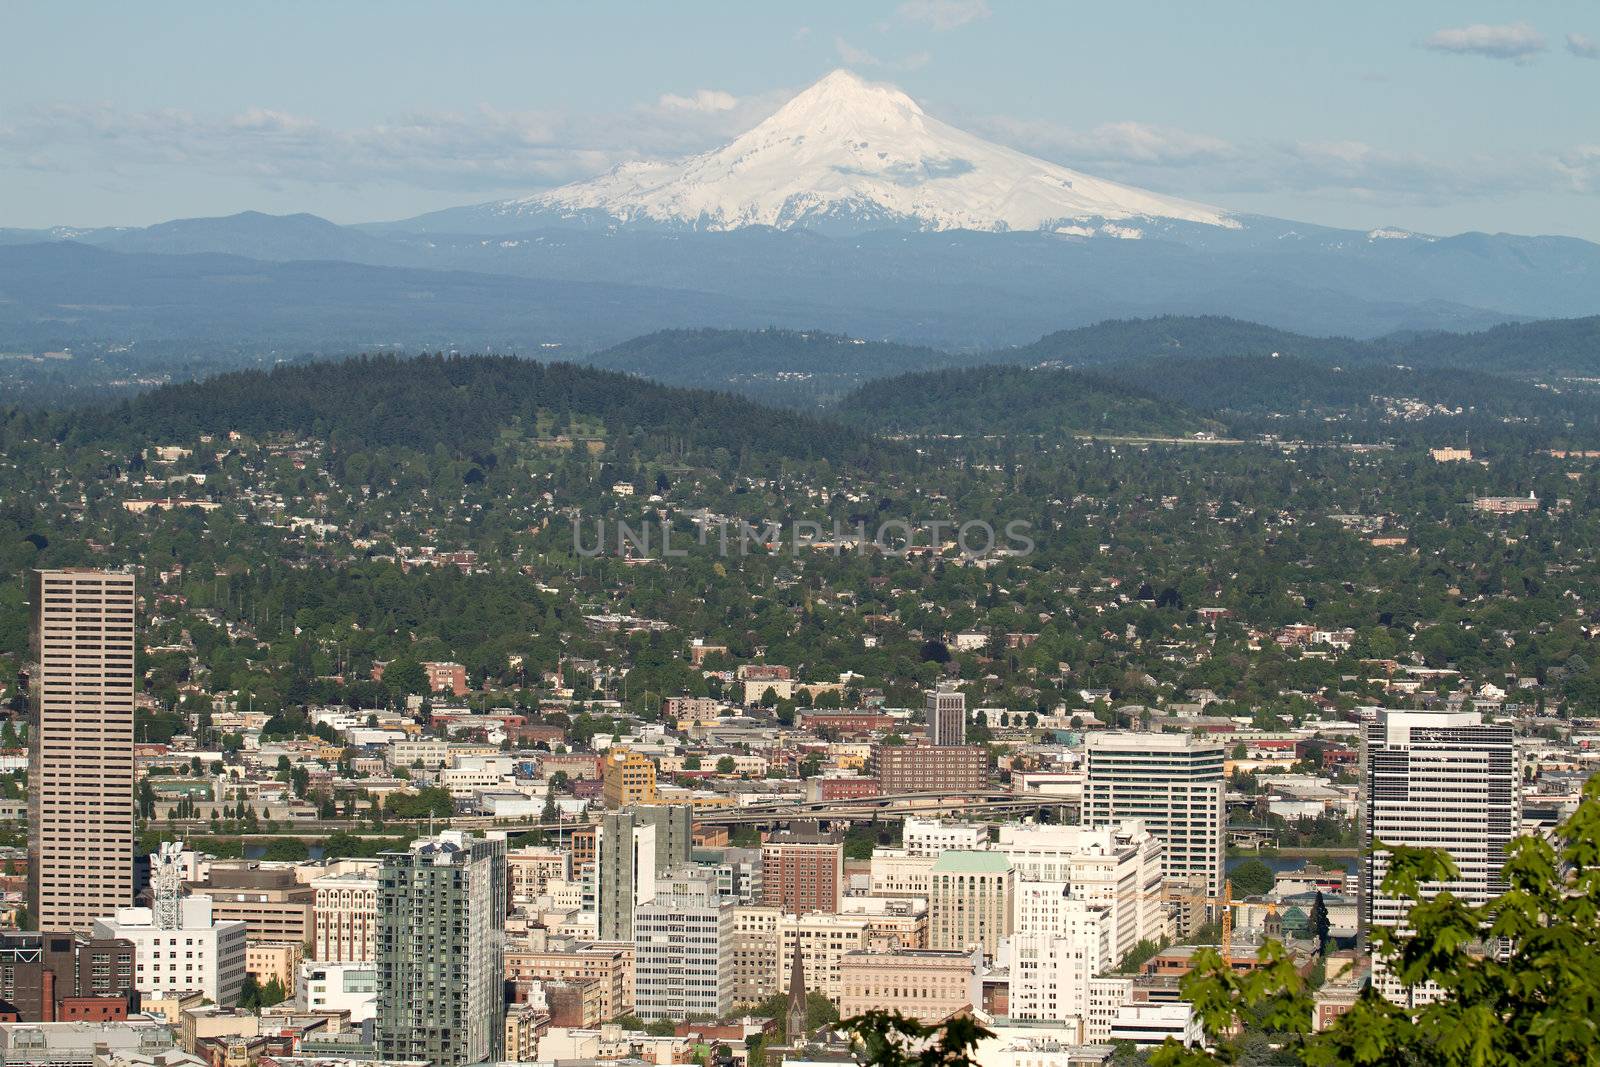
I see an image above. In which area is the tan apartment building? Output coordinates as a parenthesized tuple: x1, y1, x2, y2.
(727, 907, 874, 1007)
(30, 569, 137, 933)
(244, 942, 301, 989)
(601, 749, 657, 808)
(507, 846, 571, 906)
(504, 1003, 549, 1060)
(195, 865, 313, 944)
(311, 865, 380, 963)
(839, 949, 979, 1024)
(928, 851, 1013, 959)
(504, 933, 634, 1020)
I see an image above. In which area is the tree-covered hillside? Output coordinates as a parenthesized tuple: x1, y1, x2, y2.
(584, 327, 957, 407)
(27, 354, 890, 472)
(988, 313, 1600, 378)
(989, 315, 1369, 369)
(833, 364, 1208, 436)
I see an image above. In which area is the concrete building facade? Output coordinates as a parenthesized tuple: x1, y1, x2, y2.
(632, 869, 733, 1022)
(1084, 733, 1226, 901)
(928, 851, 1013, 959)
(29, 570, 137, 934)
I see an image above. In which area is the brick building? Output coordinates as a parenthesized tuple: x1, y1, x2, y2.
(760, 828, 844, 915)
(870, 743, 989, 795)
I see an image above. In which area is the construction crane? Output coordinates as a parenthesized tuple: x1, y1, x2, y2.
(1220, 878, 1234, 960)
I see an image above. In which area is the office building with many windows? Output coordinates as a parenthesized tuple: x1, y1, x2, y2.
(375, 831, 506, 1067)
(29, 569, 137, 934)
(1084, 733, 1226, 901)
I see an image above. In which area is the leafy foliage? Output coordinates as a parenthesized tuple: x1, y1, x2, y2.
(68, 353, 888, 470)
(844, 1010, 993, 1067)
(1150, 776, 1600, 1066)
(1228, 858, 1276, 898)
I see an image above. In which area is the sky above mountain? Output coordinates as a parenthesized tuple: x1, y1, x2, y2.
(3, 1, 1598, 239)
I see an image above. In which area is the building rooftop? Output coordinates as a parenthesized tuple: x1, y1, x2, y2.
(930, 850, 1012, 874)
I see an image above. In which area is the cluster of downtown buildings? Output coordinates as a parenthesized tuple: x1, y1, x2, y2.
(4, 569, 1535, 1067)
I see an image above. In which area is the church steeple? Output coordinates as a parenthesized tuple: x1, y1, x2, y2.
(785, 937, 807, 1043)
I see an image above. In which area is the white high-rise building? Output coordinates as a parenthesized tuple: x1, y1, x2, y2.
(30, 569, 137, 933)
(633, 868, 734, 1021)
(1084, 733, 1226, 901)
(1364, 709, 1518, 1006)
(996, 821, 1168, 960)
(92, 895, 248, 1006)
(1008, 880, 1115, 1030)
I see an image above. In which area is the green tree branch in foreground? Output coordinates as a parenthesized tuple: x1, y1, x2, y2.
(1148, 775, 1600, 1066)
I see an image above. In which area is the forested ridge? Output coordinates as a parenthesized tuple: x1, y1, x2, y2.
(834, 364, 1209, 436)
(24, 353, 891, 471)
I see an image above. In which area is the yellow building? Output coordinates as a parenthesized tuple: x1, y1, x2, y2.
(602, 748, 657, 808)
(504, 1003, 549, 1061)
(245, 942, 302, 990)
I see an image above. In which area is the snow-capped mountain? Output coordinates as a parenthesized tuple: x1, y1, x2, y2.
(491, 69, 1237, 234)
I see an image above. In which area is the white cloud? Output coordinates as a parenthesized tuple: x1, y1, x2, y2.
(1423, 22, 1547, 61)
(657, 89, 739, 113)
(4, 76, 1588, 220)
(0, 91, 790, 197)
(835, 36, 931, 71)
(1556, 145, 1600, 192)
(835, 36, 883, 66)
(896, 0, 990, 31)
(1568, 32, 1599, 59)
(971, 111, 1574, 208)
(975, 115, 1236, 167)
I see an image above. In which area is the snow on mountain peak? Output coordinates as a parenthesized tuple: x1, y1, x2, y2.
(507, 69, 1237, 233)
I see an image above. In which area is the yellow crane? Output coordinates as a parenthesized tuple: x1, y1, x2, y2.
(1221, 878, 1233, 960)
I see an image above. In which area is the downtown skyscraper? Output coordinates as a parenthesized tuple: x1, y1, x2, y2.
(376, 831, 507, 1066)
(29, 569, 137, 933)
(1084, 732, 1226, 901)
(1363, 710, 1518, 931)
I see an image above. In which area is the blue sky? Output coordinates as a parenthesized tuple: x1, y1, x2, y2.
(3, 1, 1597, 238)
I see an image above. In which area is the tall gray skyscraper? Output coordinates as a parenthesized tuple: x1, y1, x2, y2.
(1084, 732, 1226, 900)
(376, 831, 507, 1066)
(29, 569, 137, 933)
(596, 805, 693, 942)
(927, 684, 967, 747)
(1363, 710, 1518, 932)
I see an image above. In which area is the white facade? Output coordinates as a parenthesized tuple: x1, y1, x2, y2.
(1086, 976, 1134, 1043)
(92, 896, 247, 1006)
(995, 821, 1168, 959)
(1364, 710, 1518, 930)
(633, 870, 734, 1021)
(902, 817, 985, 857)
(1084, 733, 1226, 900)
(927, 685, 967, 747)
(1107, 1002, 1202, 1048)
(311, 866, 380, 963)
(1008, 882, 1114, 1028)
(869, 849, 936, 897)
(298, 961, 378, 1023)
